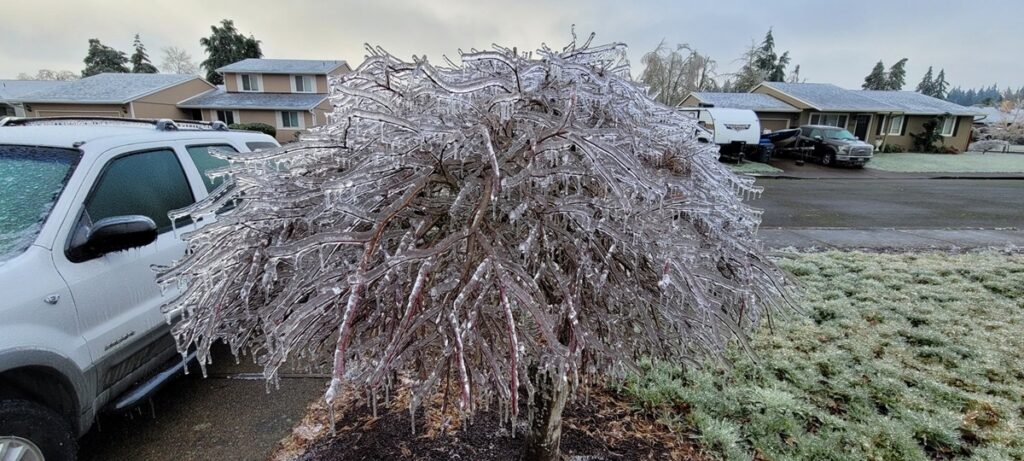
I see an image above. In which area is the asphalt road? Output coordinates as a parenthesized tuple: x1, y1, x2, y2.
(755, 178, 1024, 229)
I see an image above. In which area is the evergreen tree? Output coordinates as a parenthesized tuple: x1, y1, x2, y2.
(200, 19, 263, 84)
(733, 29, 793, 92)
(862, 61, 888, 90)
(82, 38, 130, 77)
(885, 58, 908, 90)
(130, 34, 158, 74)
(933, 69, 948, 99)
(916, 66, 934, 96)
(753, 29, 790, 82)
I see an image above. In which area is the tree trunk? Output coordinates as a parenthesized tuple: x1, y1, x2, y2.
(521, 365, 570, 461)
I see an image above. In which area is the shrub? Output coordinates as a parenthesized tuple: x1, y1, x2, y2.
(228, 122, 276, 137)
(880, 144, 905, 153)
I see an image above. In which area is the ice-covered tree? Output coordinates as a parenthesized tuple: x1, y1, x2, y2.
(81, 38, 129, 77)
(159, 35, 785, 461)
(16, 69, 77, 81)
(886, 58, 909, 90)
(199, 19, 262, 84)
(130, 34, 159, 74)
(862, 61, 888, 90)
(916, 66, 934, 96)
(639, 41, 718, 106)
(159, 46, 200, 75)
(933, 69, 949, 99)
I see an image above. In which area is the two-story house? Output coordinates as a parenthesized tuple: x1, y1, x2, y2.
(179, 59, 351, 142)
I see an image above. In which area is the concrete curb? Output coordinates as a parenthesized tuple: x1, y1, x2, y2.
(759, 228, 1024, 251)
(748, 173, 1024, 180)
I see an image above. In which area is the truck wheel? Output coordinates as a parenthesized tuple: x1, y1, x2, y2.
(821, 152, 835, 167)
(0, 400, 76, 461)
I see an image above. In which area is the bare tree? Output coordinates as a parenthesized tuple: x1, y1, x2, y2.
(160, 36, 784, 461)
(639, 41, 718, 106)
(159, 46, 200, 75)
(986, 98, 1024, 144)
(16, 69, 78, 81)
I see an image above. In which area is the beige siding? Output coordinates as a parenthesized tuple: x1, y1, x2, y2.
(261, 75, 293, 93)
(678, 95, 701, 107)
(133, 78, 214, 119)
(752, 85, 814, 110)
(873, 115, 973, 152)
(27, 103, 126, 118)
(221, 71, 344, 94)
(205, 109, 311, 143)
(756, 111, 799, 132)
(223, 72, 239, 92)
(313, 98, 333, 127)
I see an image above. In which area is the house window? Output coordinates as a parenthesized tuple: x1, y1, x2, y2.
(293, 75, 315, 93)
(940, 116, 956, 136)
(240, 74, 260, 92)
(215, 110, 237, 125)
(808, 113, 848, 128)
(887, 115, 905, 135)
(280, 111, 302, 129)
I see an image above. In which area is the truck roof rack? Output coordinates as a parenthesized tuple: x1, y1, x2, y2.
(0, 116, 229, 132)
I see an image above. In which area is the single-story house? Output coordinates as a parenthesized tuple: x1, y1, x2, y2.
(15, 73, 214, 120)
(0, 80, 69, 117)
(681, 82, 983, 152)
(178, 58, 350, 142)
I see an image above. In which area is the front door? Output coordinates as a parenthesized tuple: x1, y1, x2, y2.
(853, 114, 871, 141)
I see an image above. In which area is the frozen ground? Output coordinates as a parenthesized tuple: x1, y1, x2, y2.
(624, 251, 1024, 461)
(728, 160, 783, 175)
(867, 152, 1024, 173)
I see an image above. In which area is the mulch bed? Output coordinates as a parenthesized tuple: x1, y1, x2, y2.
(272, 385, 705, 461)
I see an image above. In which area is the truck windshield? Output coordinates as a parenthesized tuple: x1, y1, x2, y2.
(824, 129, 857, 140)
(0, 145, 81, 263)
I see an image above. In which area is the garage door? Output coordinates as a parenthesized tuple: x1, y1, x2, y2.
(37, 111, 123, 118)
(760, 118, 790, 132)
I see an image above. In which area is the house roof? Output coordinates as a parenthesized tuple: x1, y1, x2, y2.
(0, 80, 70, 102)
(216, 59, 348, 75)
(859, 91, 984, 116)
(758, 82, 899, 112)
(972, 106, 1024, 125)
(178, 87, 327, 111)
(14, 73, 205, 104)
(686, 92, 800, 112)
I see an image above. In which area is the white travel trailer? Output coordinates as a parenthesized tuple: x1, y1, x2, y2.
(678, 107, 761, 161)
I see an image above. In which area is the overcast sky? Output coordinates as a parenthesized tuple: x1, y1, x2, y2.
(2, 0, 1020, 90)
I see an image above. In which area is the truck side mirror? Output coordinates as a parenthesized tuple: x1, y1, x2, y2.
(813, 135, 823, 142)
(67, 215, 158, 262)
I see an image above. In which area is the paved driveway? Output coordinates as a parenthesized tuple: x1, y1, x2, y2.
(79, 344, 326, 461)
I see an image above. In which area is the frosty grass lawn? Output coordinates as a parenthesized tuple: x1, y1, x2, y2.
(728, 160, 783, 175)
(622, 251, 1024, 460)
(867, 152, 1024, 173)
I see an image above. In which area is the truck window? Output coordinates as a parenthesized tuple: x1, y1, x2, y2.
(85, 149, 195, 233)
(186, 144, 238, 193)
(246, 141, 278, 151)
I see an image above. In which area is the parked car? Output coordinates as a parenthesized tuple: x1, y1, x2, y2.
(794, 125, 873, 167)
(0, 117, 279, 460)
